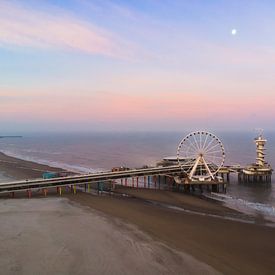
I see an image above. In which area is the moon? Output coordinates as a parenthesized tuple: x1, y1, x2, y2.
(231, 29, 237, 35)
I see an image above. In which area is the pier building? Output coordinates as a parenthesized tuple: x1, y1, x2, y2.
(239, 133, 273, 183)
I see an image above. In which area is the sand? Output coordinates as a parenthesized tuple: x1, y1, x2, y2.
(67, 191, 275, 275)
(0, 152, 67, 180)
(0, 197, 219, 275)
(1, 151, 275, 274)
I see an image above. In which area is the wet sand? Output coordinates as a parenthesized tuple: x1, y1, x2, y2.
(114, 186, 241, 216)
(67, 191, 275, 275)
(0, 198, 218, 275)
(1, 151, 275, 274)
(0, 152, 67, 180)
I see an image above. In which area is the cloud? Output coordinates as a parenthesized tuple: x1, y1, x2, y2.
(0, 1, 129, 57)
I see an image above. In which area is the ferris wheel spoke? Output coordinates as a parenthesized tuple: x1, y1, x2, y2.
(206, 162, 219, 170)
(205, 149, 223, 156)
(183, 164, 193, 173)
(186, 138, 198, 152)
(184, 156, 197, 165)
(206, 161, 218, 168)
(199, 132, 202, 150)
(181, 142, 196, 155)
(205, 154, 224, 161)
(204, 146, 223, 155)
(183, 158, 198, 173)
(206, 158, 223, 164)
(188, 153, 198, 159)
(203, 137, 216, 152)
(205, 154, 224, 164)
(182, 138, 196, 152)
(204, 143, 221, 154)
(205, 155, 223, 162)
(205, 157, 219, 162)
(178, 142, 190, 156)
(180, 157, 197, 167)
(192, 133, 201, 151)
(208, 164, 219, 173)
(205, 159, 223, 170)
(185, 138, 197, 153)
(202, 133, 209, 151)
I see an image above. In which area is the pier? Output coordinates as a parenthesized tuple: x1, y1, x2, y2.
(0, 131, 229, 197)
(0, 131, 273, 198)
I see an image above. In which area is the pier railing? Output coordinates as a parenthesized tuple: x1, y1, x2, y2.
(0, 165, 183, 193)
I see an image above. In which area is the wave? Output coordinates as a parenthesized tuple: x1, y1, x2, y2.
(21, 148, 62, 155)
(206, 193, 275, 218)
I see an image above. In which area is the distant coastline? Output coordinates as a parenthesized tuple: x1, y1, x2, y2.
(0, 136, 22, 138)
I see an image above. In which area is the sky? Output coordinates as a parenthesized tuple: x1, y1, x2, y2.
(0, 0, 275, 132)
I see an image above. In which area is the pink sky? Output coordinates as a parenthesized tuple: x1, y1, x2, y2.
(1, 1, 275, 132)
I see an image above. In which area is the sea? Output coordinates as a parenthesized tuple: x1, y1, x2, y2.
(0, 131, 275, 220)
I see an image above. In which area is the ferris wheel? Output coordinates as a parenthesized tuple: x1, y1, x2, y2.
(177, 131, 225, 181)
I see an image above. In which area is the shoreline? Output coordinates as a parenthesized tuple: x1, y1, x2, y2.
(0, 151, 70, 181)
(1, 151, 275, 274)
(67, 191, 275, 274)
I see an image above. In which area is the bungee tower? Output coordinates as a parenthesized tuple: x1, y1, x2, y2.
(239, 132, 272, 183)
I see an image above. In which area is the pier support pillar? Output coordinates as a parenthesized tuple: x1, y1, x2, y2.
(169, 177, 172, 191)
(112, 180, 116, 190)
(43, 188, 48, 197)
(212, 184, 217, 192)
(97, 182, 104, 194)
(184, 184, 190, 192)
(199, 184, 203, 193)
(154, 176, 157, 190)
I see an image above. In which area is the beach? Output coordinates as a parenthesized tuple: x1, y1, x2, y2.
(0, 197, 219, 275)
(0, 152, 67, 181)
(1, 152, 275, 274)
(68, 191, 275, 274)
